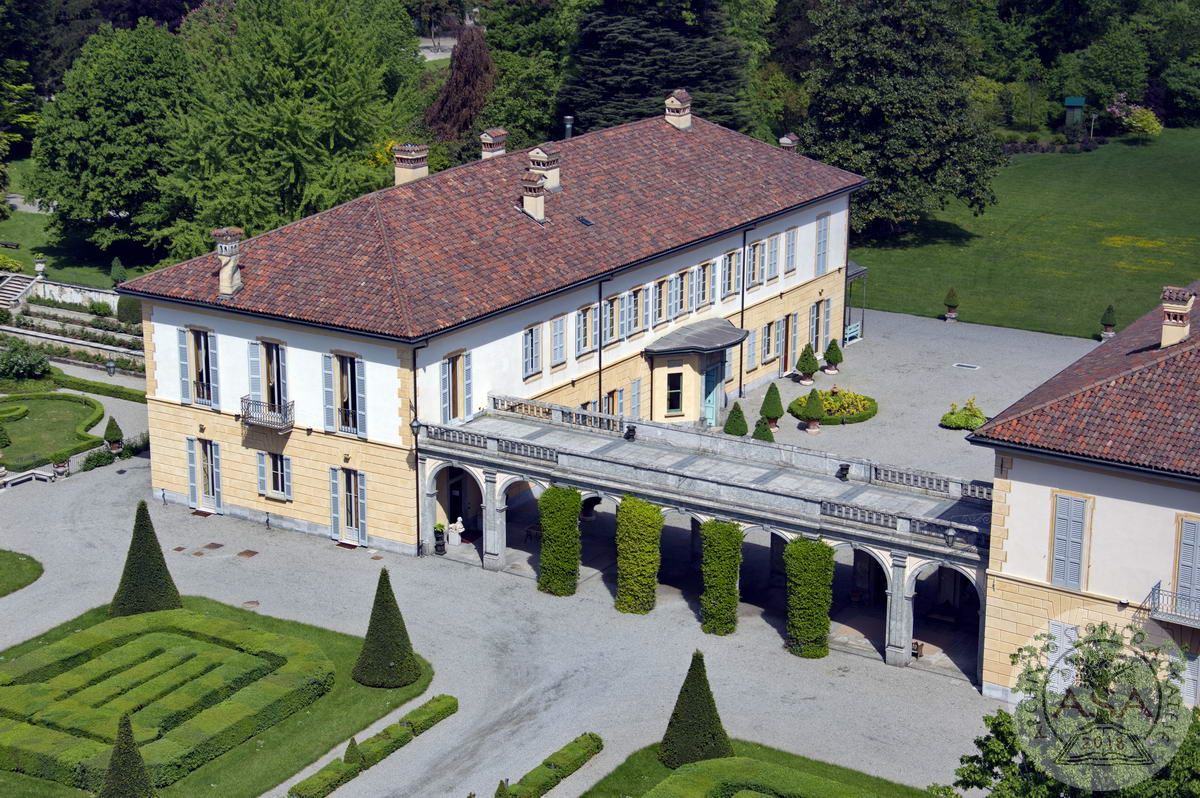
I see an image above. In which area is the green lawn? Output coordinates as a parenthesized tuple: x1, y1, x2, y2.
(582, 741, 928, 798)
(0, 211, 126, 288)
(0, 550, 42, 598)
(849, 128, 1200, 338)
(0, 395, 102, 471)
(5, 158, 33, 196)
(424, 56, 450, 72)
(0, 596, 434, 798)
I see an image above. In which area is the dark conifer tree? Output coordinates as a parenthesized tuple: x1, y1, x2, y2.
(109, 501, 182, 617)
(659, 650, 733, 768)
(98, 714, 155, 798)
(352, 568, 420, 688)
(426, 26, 496, 141)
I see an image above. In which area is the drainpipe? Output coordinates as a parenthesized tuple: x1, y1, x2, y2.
(737, 226, 753, 397)
(597, 277, 610, 410)
(410, 339, 428, 555)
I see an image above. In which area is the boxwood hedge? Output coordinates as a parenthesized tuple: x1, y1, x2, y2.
(643, 756, 863, 798)
(700, 521, 742, 635)
(537, 486, 583, 596)
(506, 732, 603, 798)
(783, 539, 834, 658)
(0, 392, 105, 471)
(615, 495, 663, 614)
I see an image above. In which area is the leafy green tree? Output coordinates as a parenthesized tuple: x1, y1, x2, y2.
(559, 0, 749, 132)
(110, 257, 126, 283)
(759, 383, 783, 422)
(98, 713, 155, 798)
(614, 494, 662, 614)
(659, 650, 734, 768)
(798, 0, 1004, 234)
(723, 401, 747, 436)
(751, 416, 774, 442)
(1082, 22, 1150, 103)
(1164, 56, 1200, 125)
(0, 338, 49, 379)
(30, 21, 193, 251)
(0, 1, 38, 220)
(352, 568, 420, 687)
(426, 26, 495, 143)
(110, 500, 183, 617)
(477, 50, 561, 150)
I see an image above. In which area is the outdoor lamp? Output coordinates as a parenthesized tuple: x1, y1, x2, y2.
(105, 358, 117, 377)
(409, 417, 422, 437)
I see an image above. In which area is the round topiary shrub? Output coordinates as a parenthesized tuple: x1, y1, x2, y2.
(751, 416, 774, 442)
(699, 520, 742, 635)
(110, 500, 183, 617)
(352, 568, 420, 687)
(823, 339, 843, 373)
(723, 401, 747, 436)
(615, 494, 662, 614)
(537, 486, 583, 596)
(784, 539, 834, 658)
(940, 397, 988, 430)
(658, 650, 733, 768)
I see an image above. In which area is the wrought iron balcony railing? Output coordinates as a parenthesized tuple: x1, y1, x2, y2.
(1147, 581, 1200, 629)
(193, 380, 214, 406)
(241, 395, 294, 432)
(337, 406, 358, 435)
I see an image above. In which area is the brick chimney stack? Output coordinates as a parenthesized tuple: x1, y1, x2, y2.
(665, 89, 692, 130)
(480, 128, 508, 159)
(213, 227, 244, 297)
(779, 132, 799, 151)
(1160, 286, 1195, 348)
(528, 147, 561, 192)
(392, 143, 429, 186)
(521, 169, 546, 222)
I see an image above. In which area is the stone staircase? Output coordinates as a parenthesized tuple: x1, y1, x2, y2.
(0, 273, 35, 307)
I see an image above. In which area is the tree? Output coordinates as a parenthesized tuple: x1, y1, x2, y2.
(559, 0, 749, 133)
(798, 0, 1004, 234)
(352, 568, 420, 687)
(30, 21, 194, 251)
(823, 339, 843, 371)
(477, 50, 560, 151)
(722, 401, 747, 436)
(109, 500, 183, 617)
(783, 538, 832, 657)
(110, 257, 126, 283)
(1082, 23, 1150, 104)
(104, 416, 123, 444)
(751, 416, 774, 442)
(425, 26, 496, 142)
(0, 1, 38, 221)
(658, 650, 734, 768)
(759, 383, 783, 423)
(614, 494, 662, 614)
(1164, 56, 1200, 125)
(98, 713, 155, 798)
(795, 343, 818, 378)
(0, 338, 49, 379)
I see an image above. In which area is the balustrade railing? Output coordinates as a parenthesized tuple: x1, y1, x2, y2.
(424, 425, 487, 449)
(821, 500, 898, 530)
(496, 438, 558, 462)
(1147, 582, 1200, 628)
(872, 465, 950, 494)
(240, 395, 294, 431)
(962, 481, 993, 502)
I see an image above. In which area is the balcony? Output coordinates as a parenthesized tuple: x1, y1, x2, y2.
(240, 395, 294, 432)
(337, 406, 358, 435)
(1147, 581, 1200, 629)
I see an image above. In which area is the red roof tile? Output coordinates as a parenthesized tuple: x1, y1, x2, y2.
(972, 279, 1200, 479)
(120, 116, 864, 340)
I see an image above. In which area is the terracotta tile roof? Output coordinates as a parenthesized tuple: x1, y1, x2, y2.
(120, 116, 865, 340)
(971, 279, 1200, 479)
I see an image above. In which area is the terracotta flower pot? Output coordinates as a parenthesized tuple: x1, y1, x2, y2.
(806, 419, 821, 434)
(799, 373, 814, 386)
(109, 441, 124, 454)
(823, 365, 839, 375)
(945, 307, 958, 322)
(768, 417, 779, 431)
(53, 462, 68, 476)
(1101, 324, 1115, 340)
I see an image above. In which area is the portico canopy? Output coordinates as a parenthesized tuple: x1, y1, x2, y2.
(643, 317, 748, 356)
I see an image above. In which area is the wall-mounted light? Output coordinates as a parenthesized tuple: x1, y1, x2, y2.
(198, 424, 206, 433)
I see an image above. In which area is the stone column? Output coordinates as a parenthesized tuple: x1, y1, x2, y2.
(418, 457, 436, 556)
(884, 552, 913, 666)
(482, 470, 506, 571)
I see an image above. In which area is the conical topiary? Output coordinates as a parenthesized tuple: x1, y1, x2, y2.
(104, 416, 124, 444)
(658, 650, 733, 768)
(0, 423, 10, 448)
(759, 383, 783, 422)
(110, 501, 182, 617)
(494, 780, 511, 798)
(752, 416, 774, 443)
(110, 257, 127, 284)
(352, 568, 420, 687)
(98, 714, 155, 798)
(799, 389, 825, 422)
(722, 402, 747, 436)
(944, 287, 959, 309)
(824, 339, 843, 370)
(1101, 304, 1116, 327)
(343, 737, 364, 769)
(796, 344, 819, 378)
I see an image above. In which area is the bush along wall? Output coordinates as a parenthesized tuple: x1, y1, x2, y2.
(615, 495, 663, 614)
(783, 539, 834, 658)
(503, 732, 604, 798)
(699, 520, 742, 635)
(537, 486, 583, 596)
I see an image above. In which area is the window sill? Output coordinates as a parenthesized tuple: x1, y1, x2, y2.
(550, 360, 567, 371)
(665, 411, 685, 418)
(264, 492, 291, 503)
(523, 371, 543, 383)
(576, 350, 595, 362)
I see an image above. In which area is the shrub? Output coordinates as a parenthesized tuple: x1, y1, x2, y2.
(1127, 106, 1163, 138)
(343, 738, 364, 769)
(97, 714, 154, 798)
(0, 333, 144, 374)
(110, 257, 127, 284)
(940, 397, 988, 430)
(104, 416, 124, 444)
(51, 368, 147, 403)
(1024, 132, 1039, 144)
(0, 307, 9, 325)
(759, 383, 783, 421)
(0, 424, 9, 448)
(287, 759, 358, 798)
(823, 339, 843, 369)
(722, 401, 747, 436)
(1052, 132, 1068, 145)
(89, 301, 113, 318)
(615, 495, 662, 614)
(109, 501, 183, 617)
(352, 568, 420, 688)
(0, 338, 51, 380)
(795, 343, 819, 377)
(944, 287, 959, 309)
(507, 732, 604, 797)
(80, 448, 117, 471)
(1101, 304, 1117, 328)
(751, 416, 774, 442)
(496, 781, 512, 797)
(798, 389, 824, 423)
(784, 539, 834, 658)
(0, 254, 23, 273)
(658, 651, 733, 769)
(699, 520, 741, 635)
(399, 694, 458, 736)
(117, 296, 142, 325)
(537, 486, 582, 596)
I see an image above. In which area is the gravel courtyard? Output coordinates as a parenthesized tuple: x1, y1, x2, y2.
(0, 461, 999, 797)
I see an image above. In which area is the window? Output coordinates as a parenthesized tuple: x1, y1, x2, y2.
(551, 317, 566, 366)
(761, 321, 777, 362)
(721, 252, 739, 297)
(808, 299, 832, 353)
(603, 297, 620, 343)
(630, 378, 641, 419)
(1051, 494, 1088, 590)
(654, 280, 667, 325)
(576, 305, 595, 355)
(815, 213, 830, 275)
(748, 242, 763, 285)
(784, 228, 797, 273)
(343, 469, 360, 531)
(767, 236, 780, 279)
(697, 262, 711, 305)
(628, 290, 643, 335)
(336, 354, 360, 433)
(330, 467, 366, 546)
(261, 342, 286, 408)
(191, 330, 216, 407)
(747, 329, 758, 370)
(523, 325, 542, 377)
(186, 437, 221, 512)
(257, 452, 293, 500)
(671, 272, 687, 317)
(440, 352, 471, 422)
(666, 372, 684, 414)
(604, 388, 624, 416)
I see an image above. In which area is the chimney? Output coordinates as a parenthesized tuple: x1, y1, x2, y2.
(392, 143, 429, 185)
(213, 226, 244, 297)
(528, 147, 561, 192)
(665, 88, 692, 130)
(564, 115, 574, 139)
(779, 132, 799, 151)
(480, 127, 508, 159)
(1160, 286, 1195, 348)
(521, 169, 546, 222)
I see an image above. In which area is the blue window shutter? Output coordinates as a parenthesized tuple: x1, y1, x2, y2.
(322, 354, 335, 432)
(768, 236, 779, 278)
(211, 442, 222, 512)
(689, 268, 698, 310)
(631, 378, 641, 419)
(709, 261, 717, 302)
(1047, 620, 1079, 694)
(617, 388, 624, 416)
(356, 472, 368, 545)
(619, 293, 629, 339)
(329, 468, 340, 539)
(724, 346, 733, 382)
(809, 304, 818, 348)
(1066, 496, 1085, 588)
(721, 257, 730, 296)
(592, 304, 600, 347)
(790, 313, 799, 364)
(642, 288, 650, 328)
(207, 333, 220, 411)
(1186, 654, 1200, 706)
(734, 252, 742, 292)
(785, 229, 796, 272)
(1052, 495, 1087, 589)
(552, 317, 564, 363)
(464, 352, 473, 416)
(761, 325, 769, 360)
(257, 451, 267, 495)
(816, 215, 829, 275)
(748, 330, 757, 369)
(283, 456, 292, 500)
(533, 327, 541, 369)
(440, 360, 450, 423)
(1180, 520, 1200, 598)
(248, 341, 262, 402)
(178, 329, 191, 404)
(1052, 496, 1070, 586)
(186, 437, 197, 508)
(278, 345, 289, 402)
(576, 310, 586, 355)
(775, 319, 785, 363)
(354, 357, 367, 438)
(823, 299, 832, 350)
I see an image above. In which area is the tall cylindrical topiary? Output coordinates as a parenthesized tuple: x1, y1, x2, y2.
(615, 494, 663, 614)
(823, 339, 843, 373)
(352, 568, 420, 687)
(98, 714, 155, 798)
(722, 402, 747, 436)
(110, 501, 182, 617)
(110, 257, 127, 285)
(538, 486, 583, 596)
(658, 651, 734, 768)
(751, 416, 774, 442)
(784, 539, 834, 658)
(796, 344, 819, 383)
(759, 383, 784, 427)
(699, 520, 742, 635)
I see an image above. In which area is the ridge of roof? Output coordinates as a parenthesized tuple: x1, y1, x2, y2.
(368, 192, 411, 341)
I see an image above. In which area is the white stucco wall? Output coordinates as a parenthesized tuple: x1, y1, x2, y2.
(1004, 453, 1200, 601)
(149, 304, 404, 446)
(413, 195, 850, 420)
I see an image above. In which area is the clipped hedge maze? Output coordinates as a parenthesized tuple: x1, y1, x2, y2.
(0, 609, 334, 791)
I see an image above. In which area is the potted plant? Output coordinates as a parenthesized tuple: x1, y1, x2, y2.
(944, 288, 959, 321)
(104, 417, 124, 453)
(752, 416, 775, 442)
(1100, 304, 1117, 339)
(51, 449, 71, 477)
(433, 521, 447, 555)
(795, 344, 819, 385)
(723, 401, 748, 436)
(799, 388, 825, 434)
(823, 339, 843, 374)
(759, 384, 784, 430)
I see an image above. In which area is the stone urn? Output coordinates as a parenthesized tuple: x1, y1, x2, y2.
(805, 418, 821, 435)
(944, 307, 958, 322)
(52, 460, 68, 477)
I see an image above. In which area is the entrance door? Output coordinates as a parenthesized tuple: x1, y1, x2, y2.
(703, 364, 722, 426)
(199, 439, 219, 510)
